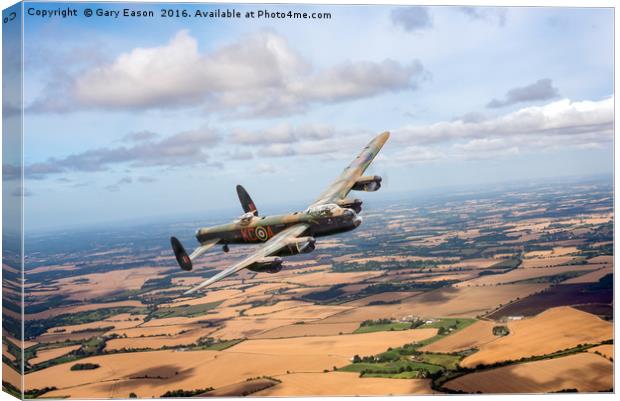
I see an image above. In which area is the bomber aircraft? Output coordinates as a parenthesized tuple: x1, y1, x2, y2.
(171, 132, 390, 294)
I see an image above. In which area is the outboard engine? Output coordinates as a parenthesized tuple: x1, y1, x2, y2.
(352, 175, 382, 192)
(277, 236, 316, 256)
(336, 198, 363, 213)
(248, 256, 283, 273)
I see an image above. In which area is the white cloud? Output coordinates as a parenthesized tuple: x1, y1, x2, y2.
(390, 97, 612, 164)
(391, 7, 432, 32)
(395, 97, 613, 146)
(34, 30, 425, 117)
(230, 123, 336, 145)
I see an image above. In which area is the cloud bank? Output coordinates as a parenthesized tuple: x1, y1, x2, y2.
(487, 78, 560, 108)
(31, 30, 426, 117)
(14, 97, 612, 181)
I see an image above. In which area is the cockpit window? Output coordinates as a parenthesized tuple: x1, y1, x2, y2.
(238, 212, 255, 225)
(306, 204, 338, 217)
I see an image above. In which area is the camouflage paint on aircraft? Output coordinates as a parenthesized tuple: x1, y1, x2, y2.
(170, 132, 390, 294)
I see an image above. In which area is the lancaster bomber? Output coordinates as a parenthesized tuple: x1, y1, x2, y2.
(171, 132, 390, 294)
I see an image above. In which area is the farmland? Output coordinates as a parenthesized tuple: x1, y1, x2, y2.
(3, 178, 613, 396)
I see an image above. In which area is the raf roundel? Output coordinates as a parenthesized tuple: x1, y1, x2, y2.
(255, 226, 269, 241)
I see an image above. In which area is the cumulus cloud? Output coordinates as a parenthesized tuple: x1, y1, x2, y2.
(487, 78, 559, 108)
(257, 143, 296, 158)
(231, 123, 338, 145)
(392, 97, 613, 163)
(20, 127, 220, 180)
(122, 131, 159, 142)
(391, 7, 432, 32)
(458, 7, 507, 26)
(31, 30, 425, 117)
(18, 97, 611, 180)
(397, 97, 612, 145)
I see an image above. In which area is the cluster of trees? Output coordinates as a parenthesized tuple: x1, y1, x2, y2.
(492, 326, 510, 336)
(360, 318, 392, 327)
(70, 363, 100, 371)
(23, 386, 58, 398)
(160, 387, 213, 397)
(358, 366, 441, 379)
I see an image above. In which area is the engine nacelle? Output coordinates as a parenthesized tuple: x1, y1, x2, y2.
(277, 236, 316, 257)
(248, 256, 283, 273)
(352, 175, 382, 192)
(336, 198, 363, 214)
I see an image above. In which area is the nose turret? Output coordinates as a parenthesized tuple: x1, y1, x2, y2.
(353, 214, 363, 227)
(343, 208, 363, 227)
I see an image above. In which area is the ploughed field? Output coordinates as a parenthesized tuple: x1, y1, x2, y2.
(3, 180, 613, 397)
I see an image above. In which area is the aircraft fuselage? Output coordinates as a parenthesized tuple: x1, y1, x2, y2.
(196, 205, 361, 245)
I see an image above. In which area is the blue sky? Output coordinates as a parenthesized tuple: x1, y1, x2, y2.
(13, 3, 613, 230)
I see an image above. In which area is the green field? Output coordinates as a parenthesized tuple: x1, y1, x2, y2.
(354, 322, 413, 334)
(148, 301, 222, 319)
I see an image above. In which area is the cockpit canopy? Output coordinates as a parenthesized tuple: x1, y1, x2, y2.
(238, 211, 256, 225)
(305, 204, 340, 217)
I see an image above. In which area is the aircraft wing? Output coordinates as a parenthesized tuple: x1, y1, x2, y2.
(309, 131, 390, 207)
(183, 223, 310, 295)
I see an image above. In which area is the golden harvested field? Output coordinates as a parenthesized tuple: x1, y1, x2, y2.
(588, 255, 613, 264)
(210, 317, 299, 339)
(226, 329, 437, 358)
(29, 350, 348, 398)
(28, 263, 77, 274)
(54, 267, 167, 301)
(161, 289, 244, 307)
(265, 304, 352, 321)
(416, 273, 479, 282)
(520, 256, 577, 268)
(444, 353, 612, 393)
(461, 307, 612, 368)
(25, 300, 144, 321)
(244, 300, 312, 316)
(29, 345, 82, 365)
(204, 378, 278, 397)
(524, 247, 579, 258)
(322, 284, 548, 323)
(454, 265, 600, 287)
(3, 362, 21, 389)
(588, 344, 613, 360)
(108, 323, 201, 338)
(105, 327, 214, 350)
(283, 271, 384, 286)
(251, 322, 360, 339)
(255, 372, 434, 396)
(562, 265, 613, 284)
(420, 320, 497, 353)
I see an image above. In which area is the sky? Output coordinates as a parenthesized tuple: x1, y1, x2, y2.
(8, 2, 614, 230)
